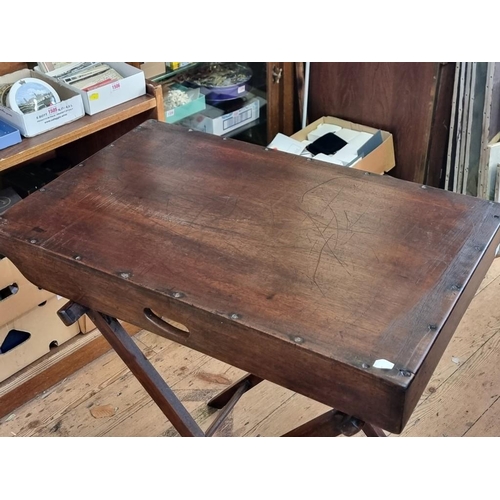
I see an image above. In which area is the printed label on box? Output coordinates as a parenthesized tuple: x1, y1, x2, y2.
(167, 109, 175, 118)
(238, 86, 245, 94)
(89, 93, 99, 101)
(33, 102, 77, 126)
(223, 106, 255, 131)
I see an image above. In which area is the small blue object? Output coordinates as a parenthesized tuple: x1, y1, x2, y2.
(0, 119, 22, 150)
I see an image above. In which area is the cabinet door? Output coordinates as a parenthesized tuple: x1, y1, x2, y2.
(157, 62, 295, 147)
(266, 62, 295, 142)
(308, 62, 443, 183)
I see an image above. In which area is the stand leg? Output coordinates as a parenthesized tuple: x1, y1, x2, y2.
(362, 423, 387, 437)
(207, 373, 263, 409)
(282, 409, 363, 437)
(205, 380, 250, 437)
(86, 310, 205, 437)
(57, 301, 388, 438)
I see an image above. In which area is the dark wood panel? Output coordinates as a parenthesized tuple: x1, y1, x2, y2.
(425, 63, 456, 188)
(266, 62, 295, 142)
(308, 63, 440, 183)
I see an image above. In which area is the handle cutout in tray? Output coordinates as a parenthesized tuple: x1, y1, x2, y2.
(144, 308, 190, 339)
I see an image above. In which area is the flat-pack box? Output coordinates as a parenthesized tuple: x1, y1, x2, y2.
(140, 62, 166, 79)
(78, 315, 96, 334)
(0, 69, 84, 137)
(181, 95, 260, 136)
(0, 296, 80, 383)
(36, 62, 146, 115)
(291, 116, 395, 175)
(0, 256, 54, 327)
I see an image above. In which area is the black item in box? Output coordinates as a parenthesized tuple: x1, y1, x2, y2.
(306, 133, 348, 156)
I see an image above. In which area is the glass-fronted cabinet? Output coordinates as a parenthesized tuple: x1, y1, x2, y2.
(150, 62, 295, 146)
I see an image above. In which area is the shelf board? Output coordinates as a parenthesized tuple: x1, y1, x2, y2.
(151, 63, 202, 83)
(0, 94, 157, 172)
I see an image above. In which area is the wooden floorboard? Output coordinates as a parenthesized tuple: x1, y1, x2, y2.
(2, 259, 500, 437)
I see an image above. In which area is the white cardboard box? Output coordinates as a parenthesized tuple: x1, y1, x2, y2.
(181, 96, 260, 136)
(0, 69, 84, 138)
(36, 63, 146, 115)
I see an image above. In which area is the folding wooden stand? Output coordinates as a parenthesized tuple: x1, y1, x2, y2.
(58, 302, 386, 437)
(1, 120, 499, 437)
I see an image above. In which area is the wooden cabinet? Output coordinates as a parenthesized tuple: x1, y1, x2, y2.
(306, 62, 455, 185)
(148, 62, 295, 146)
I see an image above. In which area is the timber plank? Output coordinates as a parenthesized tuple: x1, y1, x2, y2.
(399, 330, 500, 437)
(464, 396, 500, 436)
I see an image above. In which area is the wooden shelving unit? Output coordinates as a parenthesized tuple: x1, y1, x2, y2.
(0, 81, 164, 173)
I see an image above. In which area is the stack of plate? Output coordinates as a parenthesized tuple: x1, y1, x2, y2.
(0, 78, 60, 114)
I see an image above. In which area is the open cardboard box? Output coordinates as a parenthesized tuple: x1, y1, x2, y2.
(35, 62, 146, 115)
(0, 296, 81, 383)
(291, 116, 395, 175)
(0, 69, 84, 137)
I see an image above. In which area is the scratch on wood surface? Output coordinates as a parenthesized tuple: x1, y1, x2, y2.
(300, 176, 345, 203)
(299, 205, 353, 281)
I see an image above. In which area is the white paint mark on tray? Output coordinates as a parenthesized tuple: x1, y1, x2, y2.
(373, 359, 395, 370)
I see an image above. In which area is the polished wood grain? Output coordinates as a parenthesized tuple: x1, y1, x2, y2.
(3, 259, 500, 437)
(0, 120, 499, 433)
(308, 63, 441, 184)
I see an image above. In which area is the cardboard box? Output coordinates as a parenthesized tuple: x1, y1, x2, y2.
(140, 62, 166, 79)
(0, 296, 80, 383)
(291, 116, 395, 175)
(0, 119, 21, 150)
(0, 69, 85, 138)
(36, 63, 146, 115)
(78, 315, 96, 334)
(181, 95, 260, 136)
(0, 256, 55, 327)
